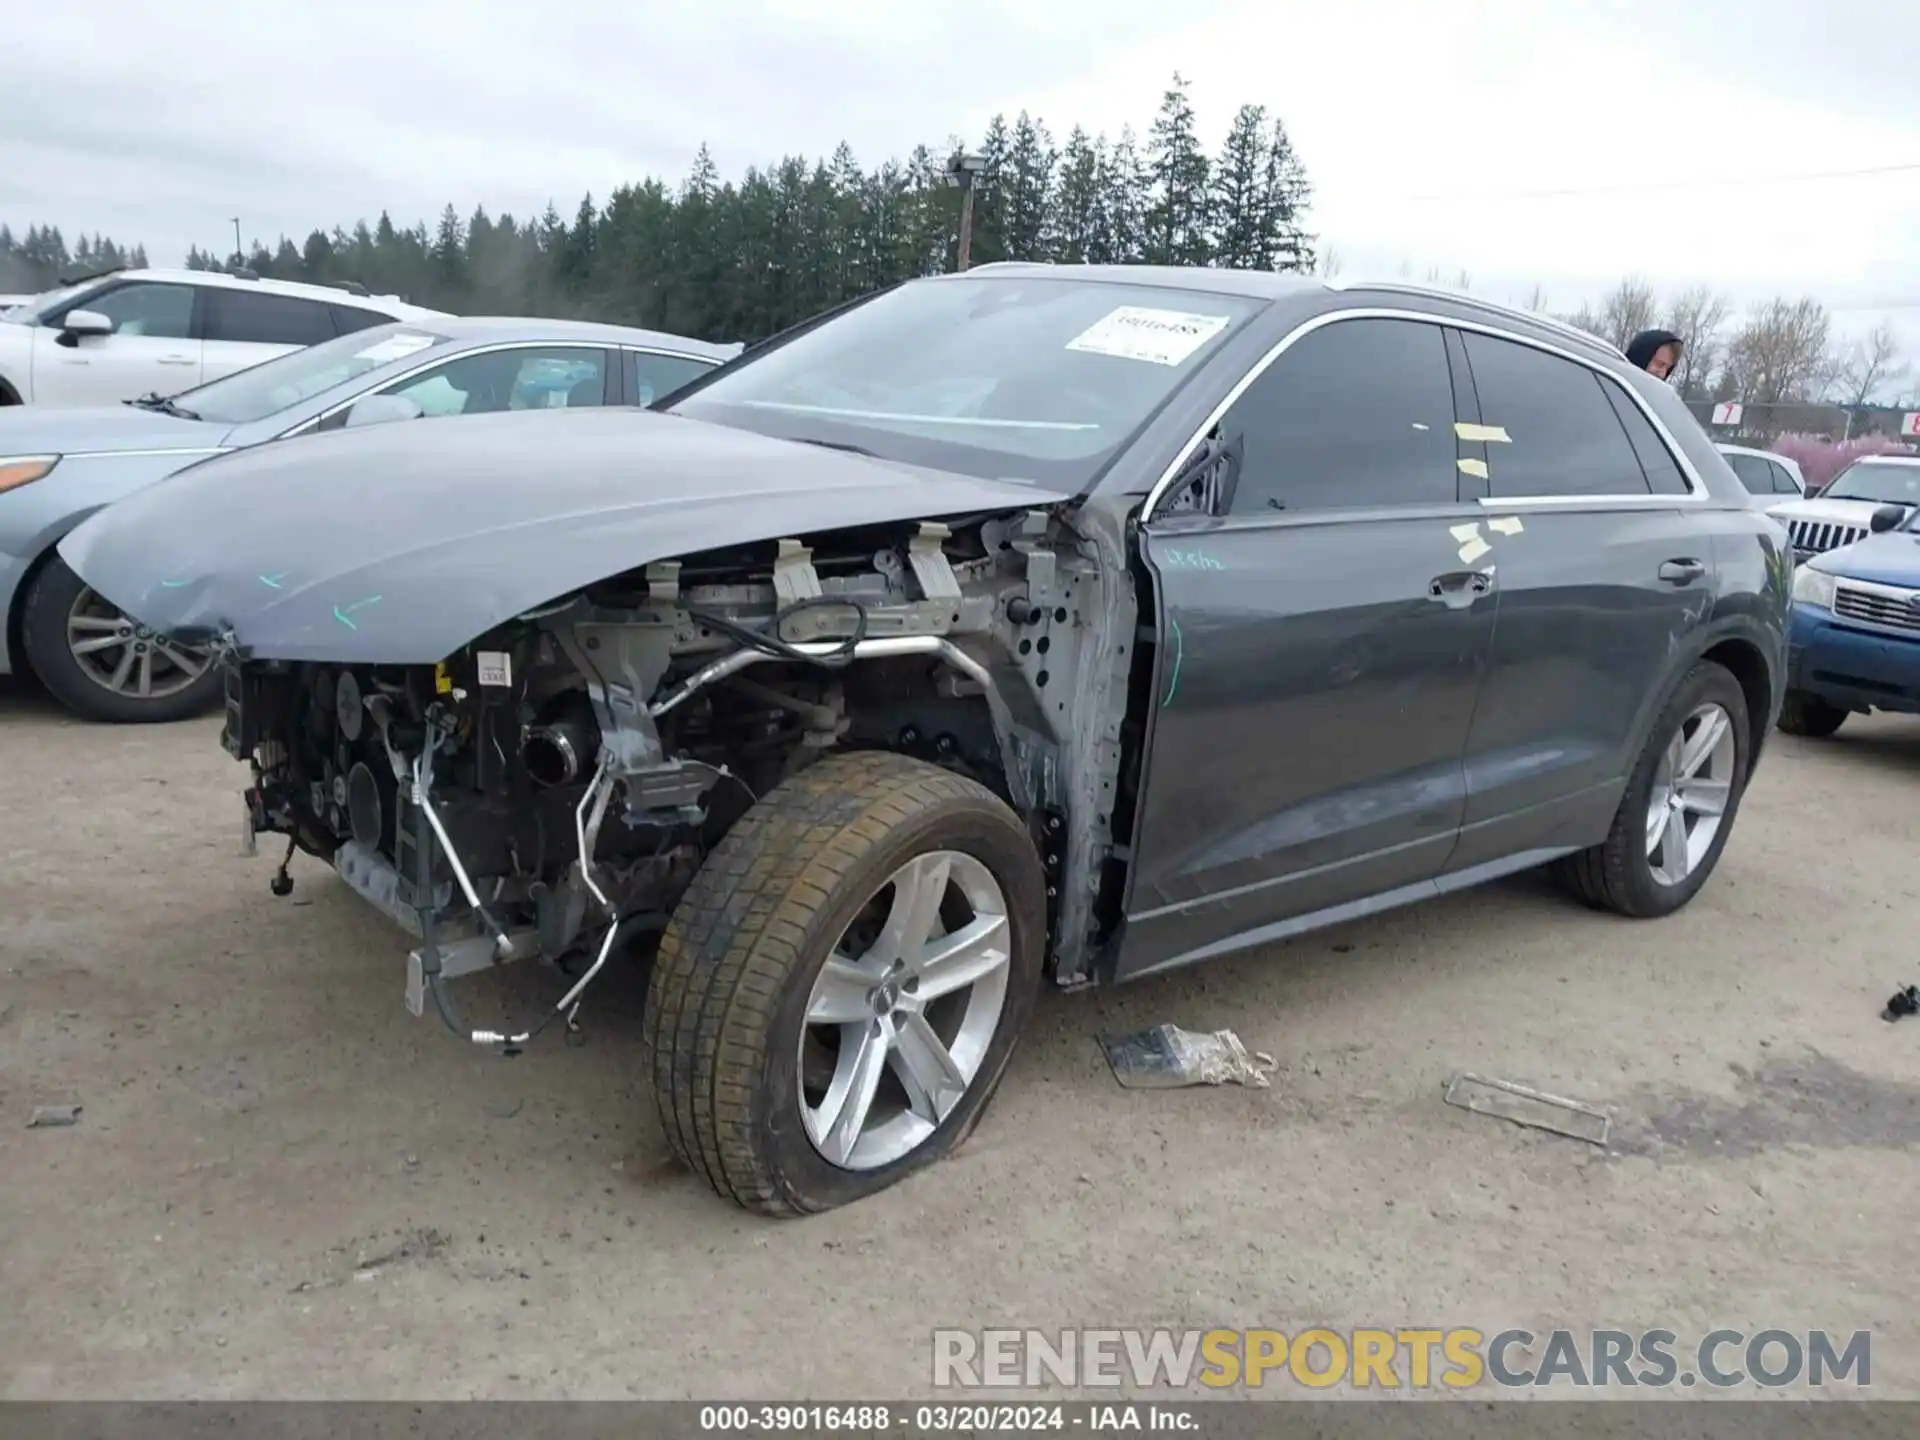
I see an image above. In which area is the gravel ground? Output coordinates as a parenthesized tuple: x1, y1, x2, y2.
(3, 677, 1918, 1402)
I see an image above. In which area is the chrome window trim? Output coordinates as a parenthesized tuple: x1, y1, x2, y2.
(1142, 306, 1710, 522)
(1324, 278, 1630, 359)
(63, 445, 227, 461)
(273, 339, 672, 439)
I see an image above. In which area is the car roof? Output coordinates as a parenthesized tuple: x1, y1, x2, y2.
(1845, 453, 1920, 468)
(432, 315, 737, 359)
(64, 266, 447, 318)
(939, 263, 1628, 364)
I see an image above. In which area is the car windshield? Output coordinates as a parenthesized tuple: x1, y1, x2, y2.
(667, 276, 1264, 487)
(3, 280, 92, 325)
(1822, 460, 1920, 506)
(173, 323, 450, 425)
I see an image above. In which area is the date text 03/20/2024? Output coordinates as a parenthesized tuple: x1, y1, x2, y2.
(698, 1404, 1194, 1432)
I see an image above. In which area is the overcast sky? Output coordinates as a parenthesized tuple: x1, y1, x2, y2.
(5, 0, 1916, 377)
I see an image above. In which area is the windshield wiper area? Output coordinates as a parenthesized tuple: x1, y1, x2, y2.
(126, 392, 202, 421)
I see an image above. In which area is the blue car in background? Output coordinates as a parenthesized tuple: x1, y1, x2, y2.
(1780, 501, 1920, 737)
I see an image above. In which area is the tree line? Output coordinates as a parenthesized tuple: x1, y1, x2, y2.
(2, 75, 1313, 347)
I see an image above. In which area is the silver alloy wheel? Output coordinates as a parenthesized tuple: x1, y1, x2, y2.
(798, 850, 1012, 1171)
(1646, 701, 1736, 887)
(65, 585, 209, 701)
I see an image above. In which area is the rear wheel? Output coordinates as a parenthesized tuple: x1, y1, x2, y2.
(1777, 689, 1849, 738)
(19, 554, 220, 723)
(1556, 660, 1750, 919)
(643, 749, 1046, 1216)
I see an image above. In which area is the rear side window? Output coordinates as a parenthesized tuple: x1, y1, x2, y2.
(631, 351, 716, 406)
(204, 289, 335, 346)
(1460, 332, 1650, 498)
(1724, 453, 1776, 495)
(1768, 461, 1800, 495)
(1601, 383, 1690, 494)
(1224, 317, 1460, 514)
(330, 303, 394, 336)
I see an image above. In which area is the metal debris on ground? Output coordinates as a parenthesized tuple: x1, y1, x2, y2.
(1444, 1072, 1611, 1146)
(1099, 1024, 1277, 1089)
(1882, 985, 1920, 1023)
(27, 1104, 82, 1128)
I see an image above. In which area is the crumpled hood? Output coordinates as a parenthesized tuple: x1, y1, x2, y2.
(1810, 530, 1920, 588)
(0, 402, 229, 457)
(58, 406, 1064, 664)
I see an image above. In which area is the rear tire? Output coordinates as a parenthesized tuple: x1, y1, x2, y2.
(1776, 689, 1849, 738)
(643, 749, 1047, 1217)
(1555, 660, 1750, 919)
(19, 554, 221, 724)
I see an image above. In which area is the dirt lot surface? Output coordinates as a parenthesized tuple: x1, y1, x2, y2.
(3, 677, 1918, 1403)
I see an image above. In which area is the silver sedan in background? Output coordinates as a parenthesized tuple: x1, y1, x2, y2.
(0, 316, 739, 722)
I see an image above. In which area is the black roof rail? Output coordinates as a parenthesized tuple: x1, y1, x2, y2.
(225, 265, 260, 281)
(330, 280, 371, 298)
(56, 265, 128, 286)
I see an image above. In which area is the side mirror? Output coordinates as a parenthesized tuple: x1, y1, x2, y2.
(1869, 504, 1907, 535)
(343, 393, 424, 428)
(56, 309, 114, 346)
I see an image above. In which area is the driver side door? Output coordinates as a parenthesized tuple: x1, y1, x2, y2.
(33, 281, 203, 405)
(1112, 315, 1498, 981)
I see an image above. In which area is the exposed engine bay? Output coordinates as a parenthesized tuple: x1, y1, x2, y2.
(221, 506, 1142, 1049)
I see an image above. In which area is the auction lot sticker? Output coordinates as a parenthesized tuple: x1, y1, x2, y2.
(1067, 306, 1230, 366)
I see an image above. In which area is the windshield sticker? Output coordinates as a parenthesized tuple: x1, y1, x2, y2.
(1455, 422, 1511, 444)
(1066, 307, 1231, 367)
(354, 334, 437, 365)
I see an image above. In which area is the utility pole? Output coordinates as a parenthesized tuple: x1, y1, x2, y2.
(943, 152, 986, 271)
(230, 217, 242, 267)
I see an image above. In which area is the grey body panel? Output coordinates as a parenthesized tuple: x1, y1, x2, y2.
(58, 406, 1068, 664)
(1124, 507, 1496, 965)
(0, 403, 233, 456)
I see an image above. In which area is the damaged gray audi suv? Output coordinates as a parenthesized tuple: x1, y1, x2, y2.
(58, 264, 1790, 1215)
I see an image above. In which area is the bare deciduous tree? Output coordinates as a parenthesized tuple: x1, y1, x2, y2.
(1599, 277, 1658, 352)
(1827, 322, 1909, 407)
(1723, 298, 1832, 405)
(1523, 284, 1549, 313)
(1314, 245, 1342, 279)
(1661, 285, 1731, 400)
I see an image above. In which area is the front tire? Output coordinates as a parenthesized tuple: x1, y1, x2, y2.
(1556, 660, 1750, 919)
(19, 555, 220, 724)
(643, 750, 1047, 1216)
(1777, 689, 1849, 738)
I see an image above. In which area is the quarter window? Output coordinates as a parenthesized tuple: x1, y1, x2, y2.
(1724, 453, 1776, 495)
(1223, 317, 1460, 515)
(631, 351, 715, 406)
(204, 289, 336, 347)
(1460, 332, 1651, 498)
(1601, 382, 1690, 495)
(1767, 461, 1800, 495)
(330, 303, 394, 336)
(69, 282, 195, 340)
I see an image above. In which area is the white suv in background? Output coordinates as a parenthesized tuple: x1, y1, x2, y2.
(0, 268, 448, 407)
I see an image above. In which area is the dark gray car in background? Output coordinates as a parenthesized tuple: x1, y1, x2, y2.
(58, 263, 1790, 1216)
(0, 316, 737, 722)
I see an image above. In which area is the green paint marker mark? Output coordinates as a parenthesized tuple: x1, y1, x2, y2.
(333, 595, 382, 629)
(1161, 616, 1184, 708)
(258, 572, 288, 589)
(1160, 547, 1226, 572)
(159, 579, 190, 589)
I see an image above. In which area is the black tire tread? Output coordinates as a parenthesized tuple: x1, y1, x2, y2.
(641, 749, 1024, 1217)
(1554, 660, 1748, 918)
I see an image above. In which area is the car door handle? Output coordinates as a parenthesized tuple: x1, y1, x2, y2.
(1658, 559, 1706, 585)
(1428, 571, 1493, 608)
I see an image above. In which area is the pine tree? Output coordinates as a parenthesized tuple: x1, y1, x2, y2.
(1210, 104, 1269, 269)
(1001, 113, 1056, 261)
(1146, 75, 1210, 266)
(1259, 115, 1315, 272)
(1053, 127, 1104, 263)
(1101, 126, 1150, 264)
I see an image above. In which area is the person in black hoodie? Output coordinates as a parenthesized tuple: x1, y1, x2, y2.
(1626, 327, 1684, 380)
